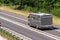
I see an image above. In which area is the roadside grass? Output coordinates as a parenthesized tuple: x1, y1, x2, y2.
(0, 6, 60, 26)
(0, 6, 30, 16)
(53, 16, 60, 26)
(0, 29, 19, 40)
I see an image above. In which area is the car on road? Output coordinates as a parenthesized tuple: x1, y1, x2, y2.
(28, 13, 53, 29)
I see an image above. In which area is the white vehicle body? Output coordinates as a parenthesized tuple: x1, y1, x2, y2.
(28, 13, 53, 29)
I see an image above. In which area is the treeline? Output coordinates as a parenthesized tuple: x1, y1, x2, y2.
(0, 0, 60, 17)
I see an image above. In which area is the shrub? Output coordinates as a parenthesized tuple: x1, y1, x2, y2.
(24, 5, 38, 12)
(52, 8, 60, 17)
(38, 8, 48, 13)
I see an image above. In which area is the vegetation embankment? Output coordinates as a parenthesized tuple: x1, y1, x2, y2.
(0, 0, 60, 17)
(0, 29, 19, 40)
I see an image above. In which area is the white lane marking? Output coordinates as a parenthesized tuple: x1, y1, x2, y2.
(0, 16, 60, 40)
(55, 29, 60, 32)
(1, 27, 32, 40)
(0, 12, 27, 22)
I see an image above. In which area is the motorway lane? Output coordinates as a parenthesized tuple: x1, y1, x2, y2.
(0, 10, 60, 40)
(0, 10, 27, 20)
(0, 17, 54, 40)
(44, 26, 60, 37)
(0, 10, 28, 24)
(0, 13, 27, 25)
(45, 29, 60, 37)
(0, 10, 60, 30)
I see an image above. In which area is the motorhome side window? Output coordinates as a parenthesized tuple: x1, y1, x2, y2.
(33, 16, 38, 20)
(33, 17, 35, 19)
(29, 14, 32, 18)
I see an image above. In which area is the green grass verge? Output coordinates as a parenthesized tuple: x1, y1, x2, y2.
(0, 29, 19, 40)
(53, 16, 60, 26)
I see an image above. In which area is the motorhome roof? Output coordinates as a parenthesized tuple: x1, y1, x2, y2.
(30, 13, 52, 16)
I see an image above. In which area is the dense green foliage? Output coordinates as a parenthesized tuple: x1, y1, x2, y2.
(0, 0, 60, 17)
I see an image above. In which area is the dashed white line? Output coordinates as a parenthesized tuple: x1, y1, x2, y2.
(55, 29, 60, 32)
(0, 16, 60, 40)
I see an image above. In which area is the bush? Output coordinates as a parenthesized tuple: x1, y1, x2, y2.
(52, 8, 60, 17)
(38, 8, 48, 13)
(24, 5, 38, 12)
(24, 5, 31, 11)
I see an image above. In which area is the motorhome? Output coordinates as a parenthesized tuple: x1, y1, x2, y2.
(28, 13, 53, 29)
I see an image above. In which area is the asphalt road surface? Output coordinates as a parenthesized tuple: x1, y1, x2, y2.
(0, 10, 60, 40)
